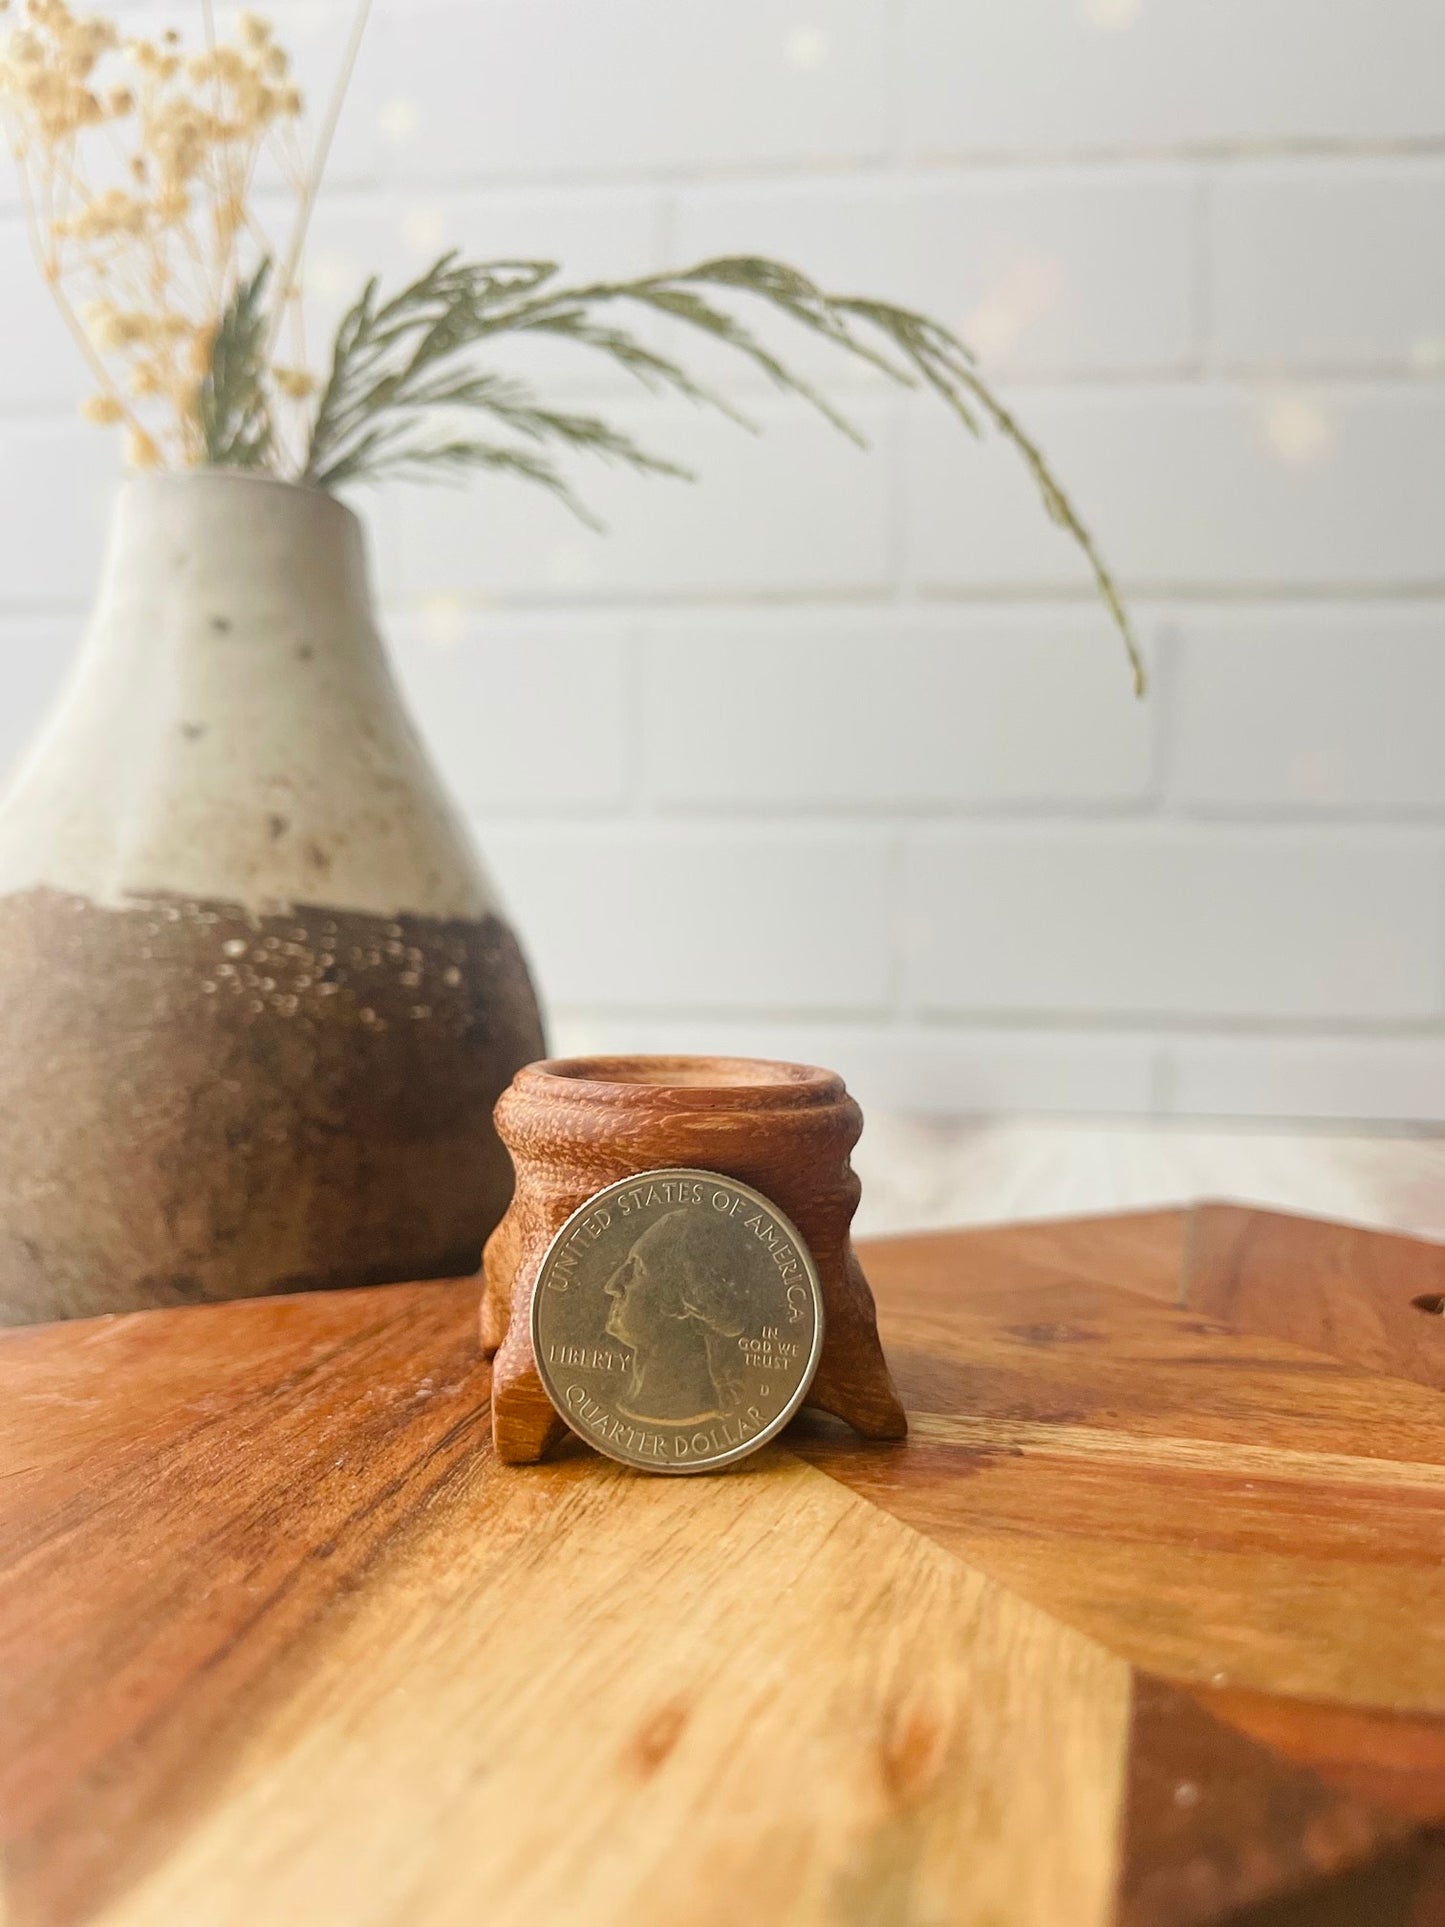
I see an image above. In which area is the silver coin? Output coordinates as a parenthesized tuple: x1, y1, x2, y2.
(531, 1167, 825, 1474)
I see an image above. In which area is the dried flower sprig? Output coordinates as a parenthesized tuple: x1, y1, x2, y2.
(0, 0, 306, 467)
(0, 1, 1142, 689)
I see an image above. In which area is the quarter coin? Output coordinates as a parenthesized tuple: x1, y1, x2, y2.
(530, 1167, 825, 1474)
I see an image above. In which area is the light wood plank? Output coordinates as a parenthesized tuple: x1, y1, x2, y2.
(92, 1455, 1130, 1927)
(911, 1412, 1445, 1494)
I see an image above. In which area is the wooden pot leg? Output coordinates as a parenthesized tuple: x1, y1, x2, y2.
(491, 1325, 568, 1463)
(479, 1210, 521, 1356)
(484, 1193, 571, 1462)
(806, 1249, 908, 1440)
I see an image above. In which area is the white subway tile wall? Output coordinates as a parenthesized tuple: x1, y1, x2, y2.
(1, 0, 1442, 1122)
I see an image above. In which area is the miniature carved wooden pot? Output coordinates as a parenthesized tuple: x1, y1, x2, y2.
(482, 1055, 907, 1463)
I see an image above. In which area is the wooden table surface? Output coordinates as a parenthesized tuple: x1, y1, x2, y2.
(5, 1200, 1445, 1926)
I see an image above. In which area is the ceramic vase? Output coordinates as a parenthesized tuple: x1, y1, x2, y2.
(0, 470, 545, 1322)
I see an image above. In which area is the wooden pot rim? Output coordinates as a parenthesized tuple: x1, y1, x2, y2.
(511, 1054, 848, 1112)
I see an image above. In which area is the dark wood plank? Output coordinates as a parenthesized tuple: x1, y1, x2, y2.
(1182, 1202, 1445, 1391)
(1199, 1685, 1445, 1825)
(1120, 1673, 1417, 1927)
(940, 1208, 1187, 1304)
(0, 1280, 493, 1924)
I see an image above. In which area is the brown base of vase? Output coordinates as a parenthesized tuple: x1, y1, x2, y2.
(0, 885, 545, 1323)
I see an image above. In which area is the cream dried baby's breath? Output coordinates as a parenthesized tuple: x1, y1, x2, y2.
(125, 425, 161, 467)
(0, 0, 308, 468)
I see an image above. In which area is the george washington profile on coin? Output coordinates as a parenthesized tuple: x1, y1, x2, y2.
(602, 1207, 752, 1424)
(531, 1168, 825, 1473)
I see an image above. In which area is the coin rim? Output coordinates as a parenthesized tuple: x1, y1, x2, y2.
(529, 1166, 827, 1475)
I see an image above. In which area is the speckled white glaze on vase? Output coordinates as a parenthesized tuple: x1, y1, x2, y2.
(0, 470, 545, 1322)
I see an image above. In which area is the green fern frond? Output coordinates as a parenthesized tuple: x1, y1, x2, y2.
(198, 260, 273, 471)
(253, 248, 1142, 689)
(326, 429, 603, 524)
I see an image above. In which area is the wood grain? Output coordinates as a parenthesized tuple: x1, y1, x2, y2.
(5, 1202, 1445, 1923)
(1197, 1686, 1445, 1825)
(800, 1241, 1445, 1710)
(1182, 1201, 1445, 1391)
(91, 1460, 1130, 1927)
(1119, 1674, 1418, 1927)
(0, 1282, 491, 1926)
(948, 1207, 1188, 1305)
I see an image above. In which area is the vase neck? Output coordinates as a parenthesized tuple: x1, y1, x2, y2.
(94, 472, 374, 648)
